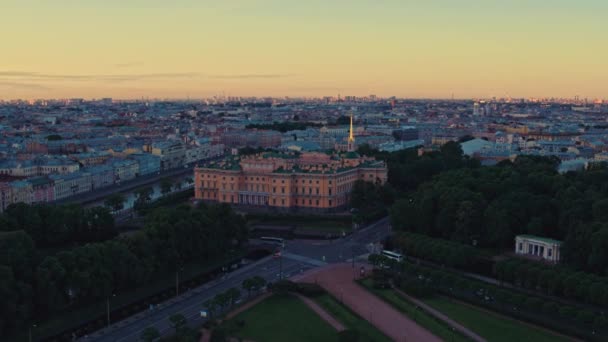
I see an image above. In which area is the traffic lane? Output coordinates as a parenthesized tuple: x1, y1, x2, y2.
(94, 258, 310, 342)
(285, 226, 390, 263)
(113, 260, 310, 342)
(92, 257, 278, 342)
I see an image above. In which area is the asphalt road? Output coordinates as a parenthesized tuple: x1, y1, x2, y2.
(84, 217, 391, 342)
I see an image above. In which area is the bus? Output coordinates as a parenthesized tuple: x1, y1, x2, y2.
(381, 250, 404, 262)
(260, 236, 285, 247)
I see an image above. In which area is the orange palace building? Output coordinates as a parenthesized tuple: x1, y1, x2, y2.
(194, 115, 387, 212)
(194, 150, 387, 212)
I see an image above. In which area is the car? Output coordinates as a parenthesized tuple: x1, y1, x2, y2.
(273, 249, 282, 258)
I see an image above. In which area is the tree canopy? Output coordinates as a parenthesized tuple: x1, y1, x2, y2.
(0, 202, 247, 338)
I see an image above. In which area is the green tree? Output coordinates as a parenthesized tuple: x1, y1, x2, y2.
(46, 134, 62, 141)
(242, 278, 255, 298)
(160, 178, 173, 196)
(134, 187, 154, 213)
(104, 193, 126, 212)
(226, 287, 241, 306)
(140, 326, 160, 342)
(169, 313, 187, 334)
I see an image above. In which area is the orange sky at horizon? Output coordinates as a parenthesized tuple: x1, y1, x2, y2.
(1, 0, 607, 100)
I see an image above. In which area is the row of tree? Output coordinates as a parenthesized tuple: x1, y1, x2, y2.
(358, 141, 481, 194)
(370, 256, 608, 340)
(388, 146, 608, 276)
(494, 258, 608, 307)
(390, 232, 480, 269)
(0, 202, 247, 338)
(0, 203, 116, 248)
(245, 121, 322, 133)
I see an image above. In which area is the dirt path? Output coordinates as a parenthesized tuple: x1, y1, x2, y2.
(295, 294, 346, 332)
(393, 288, 486, 342)
(296, 263, 441, 342)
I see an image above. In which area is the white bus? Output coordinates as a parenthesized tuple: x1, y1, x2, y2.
(260, 236, 285, 247)
(381, 250, 404, 262)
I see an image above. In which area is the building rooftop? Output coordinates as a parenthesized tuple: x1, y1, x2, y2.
(516, 234, 562, 245)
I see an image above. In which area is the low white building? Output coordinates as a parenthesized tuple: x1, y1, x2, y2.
(515, 235, 561, 263)
(50, 172, 92, 200)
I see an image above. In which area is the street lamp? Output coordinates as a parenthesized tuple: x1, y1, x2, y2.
(279, 246, 284, 280)
(106, 294, 116, 327)
(28, 324, 36, 342)
(176, 266, 184, 297)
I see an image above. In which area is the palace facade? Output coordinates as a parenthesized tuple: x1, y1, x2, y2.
(194, 150, 387, 212)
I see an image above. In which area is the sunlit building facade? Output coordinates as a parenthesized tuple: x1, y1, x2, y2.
(194, 151, 386, 212)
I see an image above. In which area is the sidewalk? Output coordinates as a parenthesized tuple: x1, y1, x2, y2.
(296, 263, 441, 342)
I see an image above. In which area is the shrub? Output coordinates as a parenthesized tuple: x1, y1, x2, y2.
(338, 329, 361, 342)
(296, 283, 327, 297)
(401, 278, 434, 298)
(558, 306, 575, 318)
(210, 328, 227, 342)
(576, 310, 595, 324)
(524, 297, 543, 311)
(541, 302, 559, 315)
(372, 269, 391, 289)
(593, 316, 608, 330)
(271, 280, 298, 294)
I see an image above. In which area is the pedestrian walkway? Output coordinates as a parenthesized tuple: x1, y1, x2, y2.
(393, 288, 486, 342)
(296, 263, 441, 342)
(282, 252, 327, 267)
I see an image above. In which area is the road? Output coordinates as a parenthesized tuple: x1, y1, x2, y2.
(85, 217, 391, 342)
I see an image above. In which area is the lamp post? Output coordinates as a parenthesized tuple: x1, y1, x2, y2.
(106, 294, 116, 327)
(28, 324, 36, 342)
(279, 246, 283, 280)
(176, 266, 184, 297)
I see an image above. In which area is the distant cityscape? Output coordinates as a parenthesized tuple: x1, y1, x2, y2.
(1, 95, 607, 212)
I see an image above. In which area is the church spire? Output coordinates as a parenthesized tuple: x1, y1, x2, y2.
(348, 114, 355, 142)
(347, 113, 355, 152)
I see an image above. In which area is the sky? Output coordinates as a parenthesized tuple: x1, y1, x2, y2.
(1, 0, 607, 100)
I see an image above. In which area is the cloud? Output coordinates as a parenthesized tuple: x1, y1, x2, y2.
(0, 71, 201, 83)
(210, 74, 293, 79)
(0, 71, 294, 84)
(0, 81, 51, 90)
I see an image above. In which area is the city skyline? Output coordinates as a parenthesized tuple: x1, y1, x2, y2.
(2, 0, 607, 100)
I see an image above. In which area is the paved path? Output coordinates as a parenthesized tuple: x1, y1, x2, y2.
(393, 288, 486, 342)
(296, 263, 441, 342)
(295, 294, 345, 332)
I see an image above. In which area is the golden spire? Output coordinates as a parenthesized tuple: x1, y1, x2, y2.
(348, 113, 355, 143)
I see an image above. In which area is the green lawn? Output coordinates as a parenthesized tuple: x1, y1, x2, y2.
(359, 279, 472, 342)
(422, 296, 571, 342)
(249, 218, 352, 234)
(223, 294, 339, 342)
(313, 294, 391, 342)
(296, 221, 352, 234)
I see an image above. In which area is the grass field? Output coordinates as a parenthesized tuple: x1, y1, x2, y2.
(422, 296, 571, 342)
(359, 279, 472, 342)
(313, 293, 391, 342)
(296, 221, 352, 234)
(223, 294, 339, 342)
